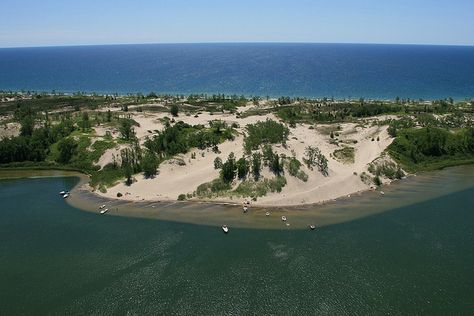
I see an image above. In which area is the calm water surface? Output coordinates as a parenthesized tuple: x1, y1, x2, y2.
(0, 173, 473, 315)
(1, 43, 473, 99)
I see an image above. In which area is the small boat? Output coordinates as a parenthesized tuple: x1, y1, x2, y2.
(100, 208, 109, 214)
(99, 204, 106, 209)
(309, 224, 316, 230)
(222, 225, 229, 233)
(281, 216, 287, 221)
(265, 211, 270, 217)
(243, 206, 248, 213)
(62, 193, 70, 199)
(380, 191, 385, 195)
(59, 190, 66, 195)
(286, 223, 290, 226)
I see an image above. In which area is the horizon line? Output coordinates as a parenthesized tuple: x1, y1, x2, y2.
(1, 41, 474, 49)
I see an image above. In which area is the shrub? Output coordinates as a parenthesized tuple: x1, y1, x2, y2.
(170, 104, 179, 117)
(214, 157, 223, 169)
(244, 119, 289, 152)
(288, 157, 302, 177)
(303, 146, 329, 176)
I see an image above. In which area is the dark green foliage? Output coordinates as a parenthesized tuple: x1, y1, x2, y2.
(119, 118, 136, 140)
(177, 194, 186, 201)
(220, 153, 237, 183)
(244, 119, 289, 152)
(262, 144, 274, 166)
(170, 104, 179, 117)
(251, 152, 261, 180)
(214, 157, 223, 169)
(277, 102, 403, 124)
(142, 151, 158, 178)
(387, 117, 416, 137)
(81, 112, 90, 130)
(373, 176, 382, 186)
(269, 153, 283, 176)
(288, 157, 302, 177)
(56, 138, 77, 164)
(144, 121, 234, 159)
(389, 127, 474, 171)
(236, 157, 249, 180)
(0, 95, 112, 117)
(106, 110, 112, 122)
(124, 164, 133, 186)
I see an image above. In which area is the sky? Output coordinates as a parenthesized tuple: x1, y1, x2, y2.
(0, 0, 473, 48)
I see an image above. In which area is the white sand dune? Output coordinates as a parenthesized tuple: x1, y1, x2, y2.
(95, 109, 394, 206)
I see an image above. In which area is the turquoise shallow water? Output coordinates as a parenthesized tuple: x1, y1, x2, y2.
(0, 175, 473, 315)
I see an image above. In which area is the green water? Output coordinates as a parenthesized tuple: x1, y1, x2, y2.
(0, 175, 473, 315)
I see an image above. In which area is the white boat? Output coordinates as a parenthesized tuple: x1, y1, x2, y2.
(99, 204, 106, 209)
(309, 224, 316, 230)
(286, 223, 290, 226)
(62, 193, 70, 199)
(100, 208, 109, 214)
(281, 216, 287, 221)
(380, 191, 385, 195)
(265, 211, 270, 216)
(243, 206, 248, 213)
(222, 225, 229, 233)
(59, 190, 66, 195)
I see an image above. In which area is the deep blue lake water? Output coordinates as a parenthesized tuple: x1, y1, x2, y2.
(1, 43, 473, 99)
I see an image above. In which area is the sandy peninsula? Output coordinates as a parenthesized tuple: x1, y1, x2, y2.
(88, 102, 396, 207)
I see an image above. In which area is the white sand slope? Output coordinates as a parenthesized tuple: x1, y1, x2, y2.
(95, 109, 394, 206)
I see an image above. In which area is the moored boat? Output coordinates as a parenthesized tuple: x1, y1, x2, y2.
(100, 208, 108, 214)
(281, 216, 287, 221)
(309, 224, 316, 230)
(222, 225, 229, 233)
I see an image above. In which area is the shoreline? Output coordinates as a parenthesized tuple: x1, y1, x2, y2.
(2, 165, 474, 229)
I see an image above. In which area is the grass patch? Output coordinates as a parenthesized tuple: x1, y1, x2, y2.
(232, 176, 287, 199)
(333, 147, 355, 164)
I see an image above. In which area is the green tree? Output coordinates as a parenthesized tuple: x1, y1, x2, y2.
(142, 151, 158, 178)
(57, 138, 77, 164)
(304, 146, 328, 176)
(214, 157, 223, 169)
(124, 163, 133, 186)
(251, 152, 261, 180)
(81, 112, 90, 130)
(20, 116, 35, 136)
(106, 110, 112, 122)
(119, 119, 135, 141)
(170, 104, 179, 117)
(269, 154, 283, 176)
(220, 152, 236, 183)
(288, 157, 301, 177)
(236, 157, 249, 180)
